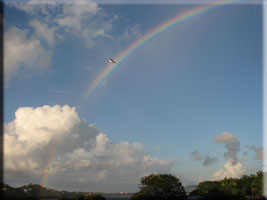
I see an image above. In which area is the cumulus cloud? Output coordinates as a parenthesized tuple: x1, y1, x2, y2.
(4, 105, 174, 192)
(10, 0, 59, 16)
(30, 19, 58, 46)
(214, 132, 237, 143)
(214, 132, 240, 165)
(4, 26, 52, 82)
(212, 160, 246, 180)
(190, 151, 202, 161)
(54, 0, 115, 48)
(248, 145, 263, 160)
(203, 155, 217, 166)
(11, 0, 117, 49)
(5, 0, 119, 83)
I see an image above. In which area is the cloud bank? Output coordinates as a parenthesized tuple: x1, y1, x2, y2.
(4, 105, 174, 192)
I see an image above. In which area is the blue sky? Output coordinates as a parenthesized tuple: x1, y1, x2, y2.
(4, 0, 263, 192)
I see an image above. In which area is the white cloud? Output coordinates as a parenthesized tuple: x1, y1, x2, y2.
(12, 0, 117, 49)
(10, 0, 59, 15)
(4, 105, 174, 192)
(54, 0, 115, 48)
(4, 26, 52, 82)
(13, 105, 80, 145)
(30, 19, 58, 46)
(214, 132, 240, 165)
(5, 0, 118, 83)
(214, 132, 237, 143)
(212, 160, 246, 180)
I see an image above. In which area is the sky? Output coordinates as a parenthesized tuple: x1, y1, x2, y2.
(3, 0, 263, 193)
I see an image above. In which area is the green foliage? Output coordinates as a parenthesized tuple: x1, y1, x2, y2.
(190, 181, 220, 196)
(84, 193, 106, 200)
(131, 173, 186, 200)
(190, 171, 265, 200)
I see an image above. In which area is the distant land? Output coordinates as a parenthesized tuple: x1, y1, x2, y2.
(184, 185, 197, 194)
(1, 183, 134, 200)
(1, 182, 198, 200)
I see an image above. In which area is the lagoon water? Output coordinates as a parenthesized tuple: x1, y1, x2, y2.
(105, 196, 131, 200)
(42, 197, 131, 200)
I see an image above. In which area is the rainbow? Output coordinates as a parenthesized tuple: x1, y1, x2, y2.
(39, 135, 62, 198)
(40, 0, 235, 192)
(82, 0, 234, 101)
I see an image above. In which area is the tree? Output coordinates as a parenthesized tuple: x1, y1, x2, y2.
(251, 171, 264, 199)
(131, 174, 186, 200)
(190, 171, 266, 200)
(191, 181, 220, 196)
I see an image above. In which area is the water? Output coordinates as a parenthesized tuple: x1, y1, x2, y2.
(105, 195, 131, 200)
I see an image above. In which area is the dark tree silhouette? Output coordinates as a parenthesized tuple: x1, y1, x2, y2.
(131, 174, 186, 200)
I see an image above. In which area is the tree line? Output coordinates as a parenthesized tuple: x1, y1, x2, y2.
(190, 171, 265, 200)
(2, 171, 265, 200)
(66, 171, 266, 200)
